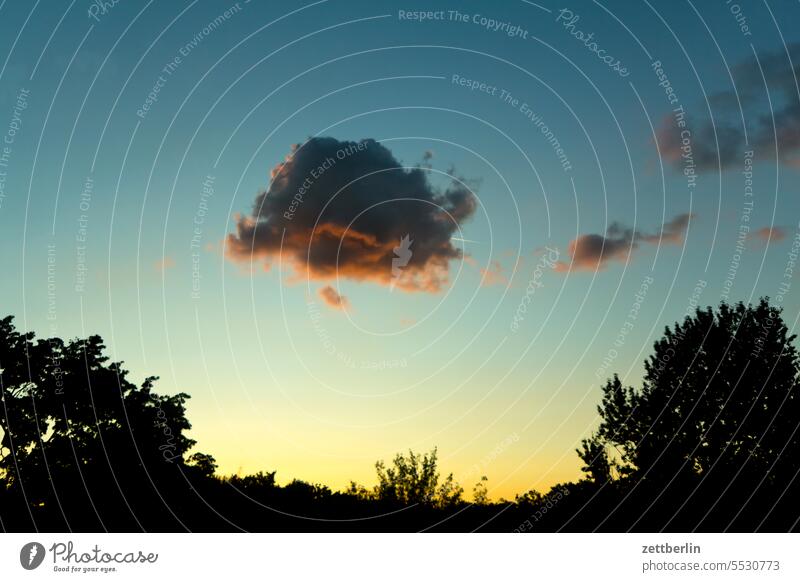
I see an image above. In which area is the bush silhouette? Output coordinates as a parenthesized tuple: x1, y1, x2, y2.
(371, 448, 463, 508)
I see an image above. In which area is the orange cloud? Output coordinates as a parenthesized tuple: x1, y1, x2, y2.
(555, 213, 694, 272)
(318, 285, 349, 310)
(480, 260, 509, 287)
(750, 226, 786, 243)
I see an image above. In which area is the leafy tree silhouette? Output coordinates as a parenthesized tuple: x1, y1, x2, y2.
(366, 448, 464, 508)
(472, 476, 490, 505)
(0, 316, 215, 530)
(576, 300, 800, 531)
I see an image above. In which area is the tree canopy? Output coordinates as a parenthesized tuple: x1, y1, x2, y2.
(576, 300, 800, 530)
(0, 316, 211, 530)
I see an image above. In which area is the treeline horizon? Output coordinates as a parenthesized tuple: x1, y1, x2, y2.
(1, 298, 799, 532)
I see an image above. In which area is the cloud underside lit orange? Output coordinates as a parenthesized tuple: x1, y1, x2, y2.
(225, 137, 476, 293)
(227, 220, 454, 292)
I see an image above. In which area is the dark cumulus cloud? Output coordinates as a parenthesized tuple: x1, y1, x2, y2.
(556, 213, 694, 272)
(657, 43, 800, 171)
(226, 137, 477, 292)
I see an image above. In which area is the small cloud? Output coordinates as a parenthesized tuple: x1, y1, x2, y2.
(318, 285, 350, 310)
(479, 260, 509, 287)
(154, 256, 175, 272)
(639, 212, 694, 245)
(555, 213, 694, 272)
(750, 226, 786, 243)
(471, 252, 524, 287)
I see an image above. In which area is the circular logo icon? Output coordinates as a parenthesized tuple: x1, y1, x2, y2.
(19, 542, 46, 570)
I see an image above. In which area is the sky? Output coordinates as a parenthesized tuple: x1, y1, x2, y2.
(1, 0, 799, 500)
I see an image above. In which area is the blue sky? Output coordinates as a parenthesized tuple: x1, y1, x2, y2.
(1, 0, 799, 497)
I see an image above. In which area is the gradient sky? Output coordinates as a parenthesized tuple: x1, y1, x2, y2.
(1, 0, 799, 500)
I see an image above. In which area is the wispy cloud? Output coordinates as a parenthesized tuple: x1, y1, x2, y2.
(555, 213, 694, 272)
(154, 256, 175, 272)
(479, 260, 509, 287)
(750, 226, 786, 243)
(656, 43, 800, 171)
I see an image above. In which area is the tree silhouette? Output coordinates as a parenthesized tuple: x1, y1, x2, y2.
(373, 448, 463, 507)
(472, 476, 490, 505)
(577, 299, 800, 530)
(0, 316, 213, 530)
